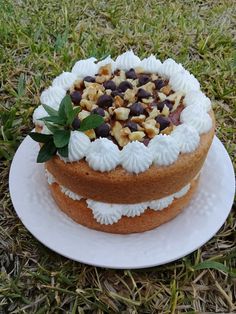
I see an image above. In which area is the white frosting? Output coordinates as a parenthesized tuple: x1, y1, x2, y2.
(66, 131, 90, 162)
(52, 72, 77, 91)
(115, 50, 141, 71)
(149, 195, 174, 211)
(86, 200, 123, 225)
(122, 203, 147, 217)
(180, 105, 212, 134)
(140, 54, 162, 73)
(60, 186, 82, 201)
(97, 55, 116, 72)
(171, 124, 200, 153)
(86, 138, 120, 172)
(158, 58, 184, 79)
(184, 90, 211, 112)
(120, 141, 152, 174)
(149, 134, 180, 166)
(71, 57, 98, 78)
(45, 170, 55, 185)
(33, 105, 48, 127)
(40, 86, 66, 110)
(169, 70, 200, 94)
(174, 183, 190, 198)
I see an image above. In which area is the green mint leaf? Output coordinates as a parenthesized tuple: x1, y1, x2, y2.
(53, 130, 70, 148)
(29, 132, 52, 143)
(73, 107, 81, 116)
(79, 114, 104, 131)
(64, 97, 74, 125)
(58, 95, 72, 120)
(44, 121, 62, 133)
(42, 104, 59, 116)
(37, 140, 57, 163)
(40, 116, 66, 125)
(58, 145, 69, 158)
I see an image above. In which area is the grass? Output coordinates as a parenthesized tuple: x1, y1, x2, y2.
(0, 0, 235, 312)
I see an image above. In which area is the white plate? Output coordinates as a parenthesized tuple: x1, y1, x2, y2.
(9, 136, 235, 269)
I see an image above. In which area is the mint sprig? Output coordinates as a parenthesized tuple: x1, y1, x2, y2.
(29, 95, 104, 163)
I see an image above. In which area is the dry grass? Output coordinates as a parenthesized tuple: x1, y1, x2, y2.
(0, 0, 236, 313)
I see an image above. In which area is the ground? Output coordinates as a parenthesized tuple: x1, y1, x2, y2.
(0, 0, 235, 313)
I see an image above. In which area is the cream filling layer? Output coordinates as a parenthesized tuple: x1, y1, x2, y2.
(45, 170, 196, 225)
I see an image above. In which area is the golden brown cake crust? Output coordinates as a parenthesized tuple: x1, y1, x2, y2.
(49, 177, 199, 234)
(46, 112, 214, 204)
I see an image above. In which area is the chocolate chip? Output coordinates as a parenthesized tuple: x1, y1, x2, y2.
(124, 121, 138, 132)
(129, 102, 144, 116)
(97, 94, 113, 108)
(91, 107, 105, 117)
(125, 68, 137, 79)
(156, 115, 170, 131)
(72, 117, 81, 130)
(138, 75, 150, 86)
(103, 80, 116, 91)
(157, 99, 173, 112)
(137, 88, 151, 99)
(95, 123, 110, 137)
(118, 81, 133, 92)
(111, 90, 123, 98)
(84, 76, 95, 83)
(70, 91, 82, 105)
(153, 79, 166, 90)
(142, 138, 150, 146)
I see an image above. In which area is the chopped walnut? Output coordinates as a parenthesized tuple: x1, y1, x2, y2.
(167, 91, 183, 111)
(114, 107, 130, 121)
(114, 95, 124, 107)
(141, 82, 155, 94)
(83, 83, 104, 102)
(98, 64, 112, 77)
(142, 120, 159, 138)
(142, 97, 154, 104)
(162, 105, 170, 117)
(151, 74, 158, 81)
(161, 125, 173, 135)
(130, 114, 146, 123)
(111, 121, 130, 147)
(80, 99, 95, 111)
(74, 79, 84, 90)
(146, 107, 160, 120)
(160, 84, 172, 95)
(129, 131, 145, 141)
(85, 129, 96, 139)
(124, 88, 137, 103)
(78, 110, 90, 120)
(158, 92, 167, 101)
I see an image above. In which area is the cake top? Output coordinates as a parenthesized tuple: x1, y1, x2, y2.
(31, 50, 213, 174)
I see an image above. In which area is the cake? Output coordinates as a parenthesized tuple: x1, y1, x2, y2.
(31, 50, 215, 234)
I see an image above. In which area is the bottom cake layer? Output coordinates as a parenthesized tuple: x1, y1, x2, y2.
(49, 177, 199, 234)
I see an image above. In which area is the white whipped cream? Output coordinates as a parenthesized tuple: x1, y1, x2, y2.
(120, 141, 152, 174)
(33, 105, 48, 127)
(86, 138, 120, 172)
(65, 131, 91, 162)
(45, 169, 55, 185)
(40, 86, 66, 110)
(184, 90, 211, 112)
(52, 72, 77, 91)
(115, 50, 141, 71)
(72, 57, 98, 78)
(174, 183, 190, 198)
(149, 195, 174, 211)
(46, 170, 193, 225)
(140, 54, 162, 73)
(149, 134, 180, 166)
(169, 70, 200, 94)
(171, 124, 200, 153)
(157, 58, 184, 79)
(60, 186, 82, 201)
(86, 200, 123, 225)
(180, 105, 212, 134)
(97, 55, 116, 72)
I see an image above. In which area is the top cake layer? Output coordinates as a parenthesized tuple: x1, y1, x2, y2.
(33, 50, 213, 174)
